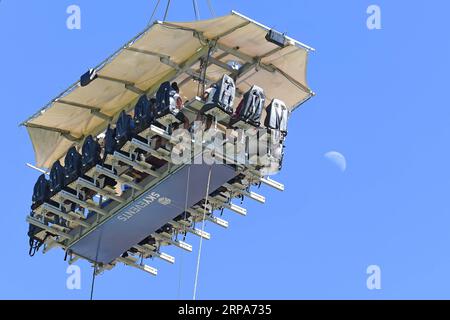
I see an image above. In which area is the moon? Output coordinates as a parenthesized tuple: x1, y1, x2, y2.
(324, 151, 347, 172)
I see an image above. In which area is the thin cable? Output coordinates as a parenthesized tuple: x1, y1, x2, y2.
(90, 264, 97, 300)
(206, 0, 216, 17)
(147, 0, 162, 27)
(177, 166, 191, 299)
(163, 0, 171, 21)
(90, 223, 104, 300)
(193, 167, 213, 300)
(192, 0, 200, 20)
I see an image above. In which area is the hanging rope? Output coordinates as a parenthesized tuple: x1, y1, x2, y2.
(192, 0, 200, 20)
(206, 0, 216, 17)
(90, 227, 104, 300)
(193, 166, 213, 300)
(163, 0, 171, 21)
(90, 264, 97, 300)
(147, 0, 162, 27)
(177, 166, 191, 299)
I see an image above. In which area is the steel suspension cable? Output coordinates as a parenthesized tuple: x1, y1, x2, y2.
(163, 0, 171, 21)
(206, 0, 216, 17)
(147, 0, 162, 27)
(193, 0, 200, 20)
(177, 166, 191, 299)
(193, 166, 213, 300)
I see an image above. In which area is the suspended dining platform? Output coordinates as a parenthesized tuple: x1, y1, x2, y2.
(21, 11, 314, 276)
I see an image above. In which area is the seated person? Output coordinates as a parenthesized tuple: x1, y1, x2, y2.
(152, 82, 189, 151)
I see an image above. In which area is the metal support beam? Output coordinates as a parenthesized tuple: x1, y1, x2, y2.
(223, 183, 266, 204)
(152, 233, 193, 252)
(94, 165, 143, 191)
(113, 151, 161, 178)
(42, 203, 91, 228)
(186, 207, 229, 228)
(24, 123, 81, 142)
(57, 100, 112, 121)
(258, 63, 313, 95)
(221, 201, 247, 216)
(259, 46, 285, 59)
(158, 55, 213, 85)
(125, 47, 170, 60)
(260, 177, 285, 191)
(59, 190, 108, 216)
(208, 56, 236, 73)
(215, 42, 255, 64)
(96, 75, 145, 95)
(133, 244, 175, 264)
(116, 256, 158, 276)
(130, 138, 172, 162)
(213, 21, 251, 39)
(76, 177, 125, 203)
(26, 216, 73, 240)
(169, 220, 211, 240)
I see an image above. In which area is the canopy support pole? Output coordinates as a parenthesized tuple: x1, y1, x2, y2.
(96, 75, 146, 95)
(57, 100, 112, 121)
(24, 123, 81, 142)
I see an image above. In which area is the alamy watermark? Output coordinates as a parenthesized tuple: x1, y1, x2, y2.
(66, 5, 81, 30)
(366, 265, 381, 290)
(161, 123, 285, 176)
(66, 264, 81, 290)
(367, 5, 382, 30)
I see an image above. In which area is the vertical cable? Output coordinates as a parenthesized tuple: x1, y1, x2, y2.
(147, 0, 162, 27)
(206, 0, 216, 17)
(163, 0, 171, 21)
(90, 227, 104, 300)
(90, 264, 97, 300)
(193, 166, 213, 300)
(193, 0, 200, 20)
(177, 166, 191, 299)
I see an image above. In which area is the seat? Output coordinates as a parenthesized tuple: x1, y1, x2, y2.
(49, 160, 65, 194)
(115, 111, 135, 149)
(31, 174, 50, 210)
(154, 82, 184, 127)
(134, 95, 155, 134)
(229, 85, 265, 129)
(201, 75, 235, 122)
(103, 125, 117, 161)
(64, 147, 82, 185)
(81, 135, 101, 174)
(264, 98, 289, 136)
(261, 99, 289, 173)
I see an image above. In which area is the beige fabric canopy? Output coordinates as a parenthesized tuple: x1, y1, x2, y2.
(22, 11, 314, 168)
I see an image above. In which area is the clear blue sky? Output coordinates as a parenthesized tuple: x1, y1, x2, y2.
(1, 0, 450, 299)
